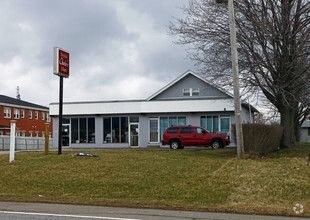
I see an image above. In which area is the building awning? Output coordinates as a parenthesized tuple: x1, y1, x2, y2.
(0, 125, 10, 130)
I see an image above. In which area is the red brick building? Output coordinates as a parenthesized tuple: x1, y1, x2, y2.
(0, 95, 52, 137)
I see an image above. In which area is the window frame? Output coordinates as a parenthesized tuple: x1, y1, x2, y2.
(21, 109, 25, 119)
(182, 88, 190, 96)
(69, 117, 96, 144)
(14, 109, 20, 119)
(182, 88, 200, 97)
(103, 116, 129, 144)
(4, 108, 11, 118)
(192, 88, 200, 96)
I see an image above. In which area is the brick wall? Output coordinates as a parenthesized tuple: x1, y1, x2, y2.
(0, 106, 53, 137)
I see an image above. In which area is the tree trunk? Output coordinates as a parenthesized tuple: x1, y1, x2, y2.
(279, 106, 296, 148)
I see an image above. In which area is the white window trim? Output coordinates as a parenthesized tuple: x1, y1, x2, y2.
(183, 88, 200, 97)
(4, 108, 11, 118)
(182, 88, 190, 96)
(149, 117, 160, 144)
(46, 113, 51, 122)
(192, 88, 200, 96)
(29, 111, 33, 119)
(21, 109, 25, 118)
(35, 111, 39, 120)
(42, 112, 45, 121)
(14, 109, 20, 119)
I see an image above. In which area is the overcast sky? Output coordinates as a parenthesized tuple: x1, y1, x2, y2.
(0, 0, 196, 107)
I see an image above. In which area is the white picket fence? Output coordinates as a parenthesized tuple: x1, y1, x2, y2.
(0, 135, 52, 151)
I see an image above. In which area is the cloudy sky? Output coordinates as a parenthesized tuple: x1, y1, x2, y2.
(0, 0, 195, 107)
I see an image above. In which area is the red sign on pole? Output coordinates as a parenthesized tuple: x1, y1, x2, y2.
(53, 47, 70, 78)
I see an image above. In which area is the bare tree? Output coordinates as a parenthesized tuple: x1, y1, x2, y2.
(170, 0, 310, 147)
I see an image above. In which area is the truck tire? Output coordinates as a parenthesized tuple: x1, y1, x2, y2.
(211, 140, 222, 149)
(170, 139, 181, 150)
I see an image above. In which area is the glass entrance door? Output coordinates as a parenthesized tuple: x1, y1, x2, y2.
(62, 124, 70, 147)
(149, 118, 159, 143)
(129, 123, 139, 147)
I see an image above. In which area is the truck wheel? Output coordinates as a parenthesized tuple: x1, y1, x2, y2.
(170, 140, 181, 150)
(211, 140, 222, 149)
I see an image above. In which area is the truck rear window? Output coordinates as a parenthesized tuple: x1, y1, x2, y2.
(167, 127, 180, 134)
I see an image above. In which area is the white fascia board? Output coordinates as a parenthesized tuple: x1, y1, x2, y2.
(50, 99, 235, 116)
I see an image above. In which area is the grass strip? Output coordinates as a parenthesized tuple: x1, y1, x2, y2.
(0, 144, 309, 217)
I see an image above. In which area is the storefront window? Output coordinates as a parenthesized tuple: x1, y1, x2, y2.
(130, 116, 139, 123)
(169, 117, 177, 126)
(220, 117, 230, 131)
(88, 118, 95, 143)
(103, 117, 111, 143)
(160, 117, 168, 141)
(213, 116, 219, 133)
(104, 116, 129, 144)
(62, 118, 70, 124)
(201, 116, 206, 129)
(71, 118, 78, 143)
(159, 116, 186, 141)
(112, 117, 120, 143)
(69, 117, 95, 144)
(207, 116, 213, 133)
(178, 116, 186, 125)
(201, 115, 230, 133)
(79, 118, 87, 143)
(121, 117, 128, 143)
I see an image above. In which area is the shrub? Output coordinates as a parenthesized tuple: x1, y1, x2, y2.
(231, 124, 283, 156)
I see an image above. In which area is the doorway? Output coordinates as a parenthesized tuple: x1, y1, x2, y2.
(62, 124, 70, 147)
(129, 123, 139, 147)
(149, 118, 159, 143)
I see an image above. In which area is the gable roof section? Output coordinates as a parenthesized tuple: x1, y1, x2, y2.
(147, 70, 234, 101)
(147, 70, 258, 112)
(0, 95, 48, 110)
(301, 121, 310, 128)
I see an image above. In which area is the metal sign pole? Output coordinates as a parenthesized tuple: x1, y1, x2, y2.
(54, 47, 69, 155)
(58, 76, 63, 155)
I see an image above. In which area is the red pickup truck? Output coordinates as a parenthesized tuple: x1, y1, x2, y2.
(162, 125, 230, 150)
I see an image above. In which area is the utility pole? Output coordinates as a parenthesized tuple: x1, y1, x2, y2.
(228, 0, 244, 158)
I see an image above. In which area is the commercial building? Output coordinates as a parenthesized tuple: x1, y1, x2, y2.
(0, 95, 52, 137)
(50, 70, 258, 148)
(300, 121, 310, 143)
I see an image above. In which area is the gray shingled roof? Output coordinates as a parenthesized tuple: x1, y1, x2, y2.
(301, 121, 310, 128)
(0, 95, 48, 110)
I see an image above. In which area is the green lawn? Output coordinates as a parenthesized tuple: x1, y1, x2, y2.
(0, 144, 309, 217)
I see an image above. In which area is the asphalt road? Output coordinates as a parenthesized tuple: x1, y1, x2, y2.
(0, 202, 308, 220)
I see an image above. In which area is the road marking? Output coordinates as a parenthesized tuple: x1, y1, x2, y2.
(0, 211, 140, 220)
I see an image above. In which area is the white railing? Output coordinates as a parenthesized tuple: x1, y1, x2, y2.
(0, 135, 53, 151)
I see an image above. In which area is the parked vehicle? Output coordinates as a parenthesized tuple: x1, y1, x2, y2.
(162, 125, 230, 150)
